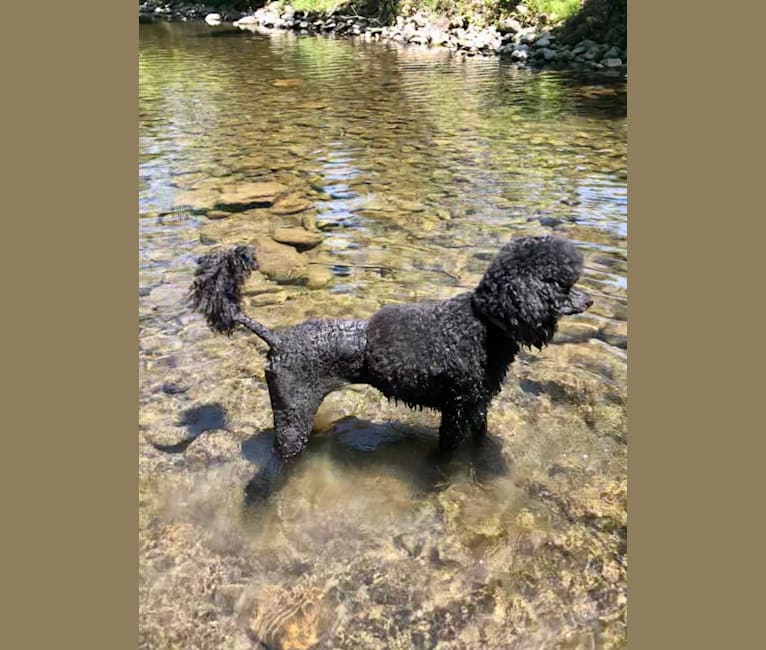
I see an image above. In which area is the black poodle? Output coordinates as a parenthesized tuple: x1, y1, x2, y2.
(190, 236, 592, 499)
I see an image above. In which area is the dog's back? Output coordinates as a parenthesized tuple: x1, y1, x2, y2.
(266, 319, 369, 388)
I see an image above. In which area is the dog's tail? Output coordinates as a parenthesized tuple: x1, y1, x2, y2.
(189, 245, 280, 348)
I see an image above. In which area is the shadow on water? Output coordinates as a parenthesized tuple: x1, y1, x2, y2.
(326, 416, 512, 487)
(240, 414, 512, 507)
(151, 402, 229, 453)
(194, 28, 262, 39)
(178, 402, 228, 435)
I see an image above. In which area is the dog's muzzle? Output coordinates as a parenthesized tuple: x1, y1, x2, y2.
(559, 287, 593, 316)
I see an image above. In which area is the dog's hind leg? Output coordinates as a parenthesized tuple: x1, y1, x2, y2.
(244, 369, 326, 502)
(244, 403, 322, 503)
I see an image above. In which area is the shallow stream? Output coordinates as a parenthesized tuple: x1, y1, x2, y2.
(139, 21, 627, 649)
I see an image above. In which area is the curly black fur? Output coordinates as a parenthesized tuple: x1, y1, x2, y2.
(472, 236, 590, 349)
(190, 245, 256, 335)
(189, 245, 280, 347)
(189, 235, 592, 500)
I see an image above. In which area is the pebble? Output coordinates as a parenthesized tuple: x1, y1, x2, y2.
(247, 290, 289, 307)
(306, 266, 334, 289)
(511, 45, 530, 61)
(206, 210, 231, 220)
(538, 47, 557, 61)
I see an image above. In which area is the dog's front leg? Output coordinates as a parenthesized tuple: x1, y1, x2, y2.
(466, 402, 489, 445)
(438, 401, 489, 452)
(438, 405, 470, 452)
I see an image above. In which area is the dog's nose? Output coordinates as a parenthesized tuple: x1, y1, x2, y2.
(585, 297, 594, 309)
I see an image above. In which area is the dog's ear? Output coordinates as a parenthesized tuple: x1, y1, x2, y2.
(472, 237, 584, 349)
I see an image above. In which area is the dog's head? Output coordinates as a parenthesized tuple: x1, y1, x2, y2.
(472, 236, 592, 349)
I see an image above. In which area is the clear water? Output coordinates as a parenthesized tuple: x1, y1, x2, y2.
(140, 21, 626, 649)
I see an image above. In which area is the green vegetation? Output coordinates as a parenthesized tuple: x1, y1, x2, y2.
(274, 0, 588, 30)
(249, 0, 601, 30)
(204, 0, 254, 8)
(555, 0, 626, 48)
(273, 0, 344, 14)
(160, 0, 625, 49)
(521, 0, 582, 21)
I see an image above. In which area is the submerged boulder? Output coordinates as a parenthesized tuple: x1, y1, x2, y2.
(306, 266, 334, 289)
(251, 236, 308, 283)
(272, 227, 324, 250)
(271, 195, 312, 215)
(215, 181, 288, 210)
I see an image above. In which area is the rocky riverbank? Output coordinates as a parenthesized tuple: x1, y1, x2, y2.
(139, 2, 626, 74)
